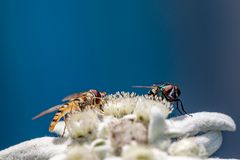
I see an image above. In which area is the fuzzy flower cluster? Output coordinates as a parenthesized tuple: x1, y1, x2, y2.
(0, 92, 237, 160)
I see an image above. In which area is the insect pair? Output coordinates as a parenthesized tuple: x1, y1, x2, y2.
(33, 83, 191, 136)
(132, 83, 191, 116)
(32, 89, 106, 136)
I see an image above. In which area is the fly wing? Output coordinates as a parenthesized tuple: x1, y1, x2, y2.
(32, 104, 63, 120)
(62, 92, 85, 101)
(132, 85, 155, 89)
(153, 82, 170, 86)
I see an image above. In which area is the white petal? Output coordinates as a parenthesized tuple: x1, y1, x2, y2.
(165, 112, 236, 137)
(194, 131, 222, 156)
(167, 156, 239, 160)
(104, 157, 123, 160)
(0, 137, 71, 160)
(208, 158, 239, 160)
(64, 146, 99, 160)
(91, 139, 112, 160)
(66, 111, 99, 141)
(148, 107, 171, 150)
(168, 131, 222, 157)
(49, 154, 67, 160)
(52, 121, 69, 137)
(109, 118, 147, 153)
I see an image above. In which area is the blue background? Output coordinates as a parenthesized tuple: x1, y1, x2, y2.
(0, 0, 239, 158)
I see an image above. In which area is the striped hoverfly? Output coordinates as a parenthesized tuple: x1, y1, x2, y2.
(32, 89, 107, 136)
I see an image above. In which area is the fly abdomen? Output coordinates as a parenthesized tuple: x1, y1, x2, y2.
(49, 105, 68, 132)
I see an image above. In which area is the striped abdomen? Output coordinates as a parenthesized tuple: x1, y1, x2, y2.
(49, 105, 68, 131)
(48, 101, 80, 132)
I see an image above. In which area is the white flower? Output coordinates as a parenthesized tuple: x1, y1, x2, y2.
(122, 146, 155, 160)
(109, 118, 147, 154)
(97, 116, 116, 139)
(91, 139, 112, 160)
(65, 146, 99, 160)
(66, 110, 99, 141)
(0, 93, 237, 160)
(133, 97, 172, 124)
(122, 145, 167, 160)
(104, 92, 172, 120)
(104, 92, 137, 118)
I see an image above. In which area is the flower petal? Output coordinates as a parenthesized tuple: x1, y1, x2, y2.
(0, 137, 71, 160)
(165, 112, 236, 137)
(168, 131, 222, 157)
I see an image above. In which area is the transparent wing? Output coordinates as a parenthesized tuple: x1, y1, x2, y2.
(62, 92, 85, 101)
(32, 104, 63, 120)
(132, 85, 155, 89)
(153, 82, 170, 86)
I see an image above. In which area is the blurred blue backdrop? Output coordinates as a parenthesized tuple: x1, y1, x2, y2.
(0, 0, 239, 158)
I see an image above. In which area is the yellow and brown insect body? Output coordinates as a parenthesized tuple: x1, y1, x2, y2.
(88, 90, 106, 113)
(48, 101, 81, 132)
(49, 105, 68, 132)
(70, 89, 106, 113)
(33, 89, 107, 136)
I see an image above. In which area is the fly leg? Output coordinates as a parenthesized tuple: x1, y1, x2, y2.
(179, 100, 192, 116)
(176, 100, 185, 115)
(62, 105, 74, 137)
(61, 115, 67, 137)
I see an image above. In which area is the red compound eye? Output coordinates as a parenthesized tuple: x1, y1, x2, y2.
(90, 89, 101, 97)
